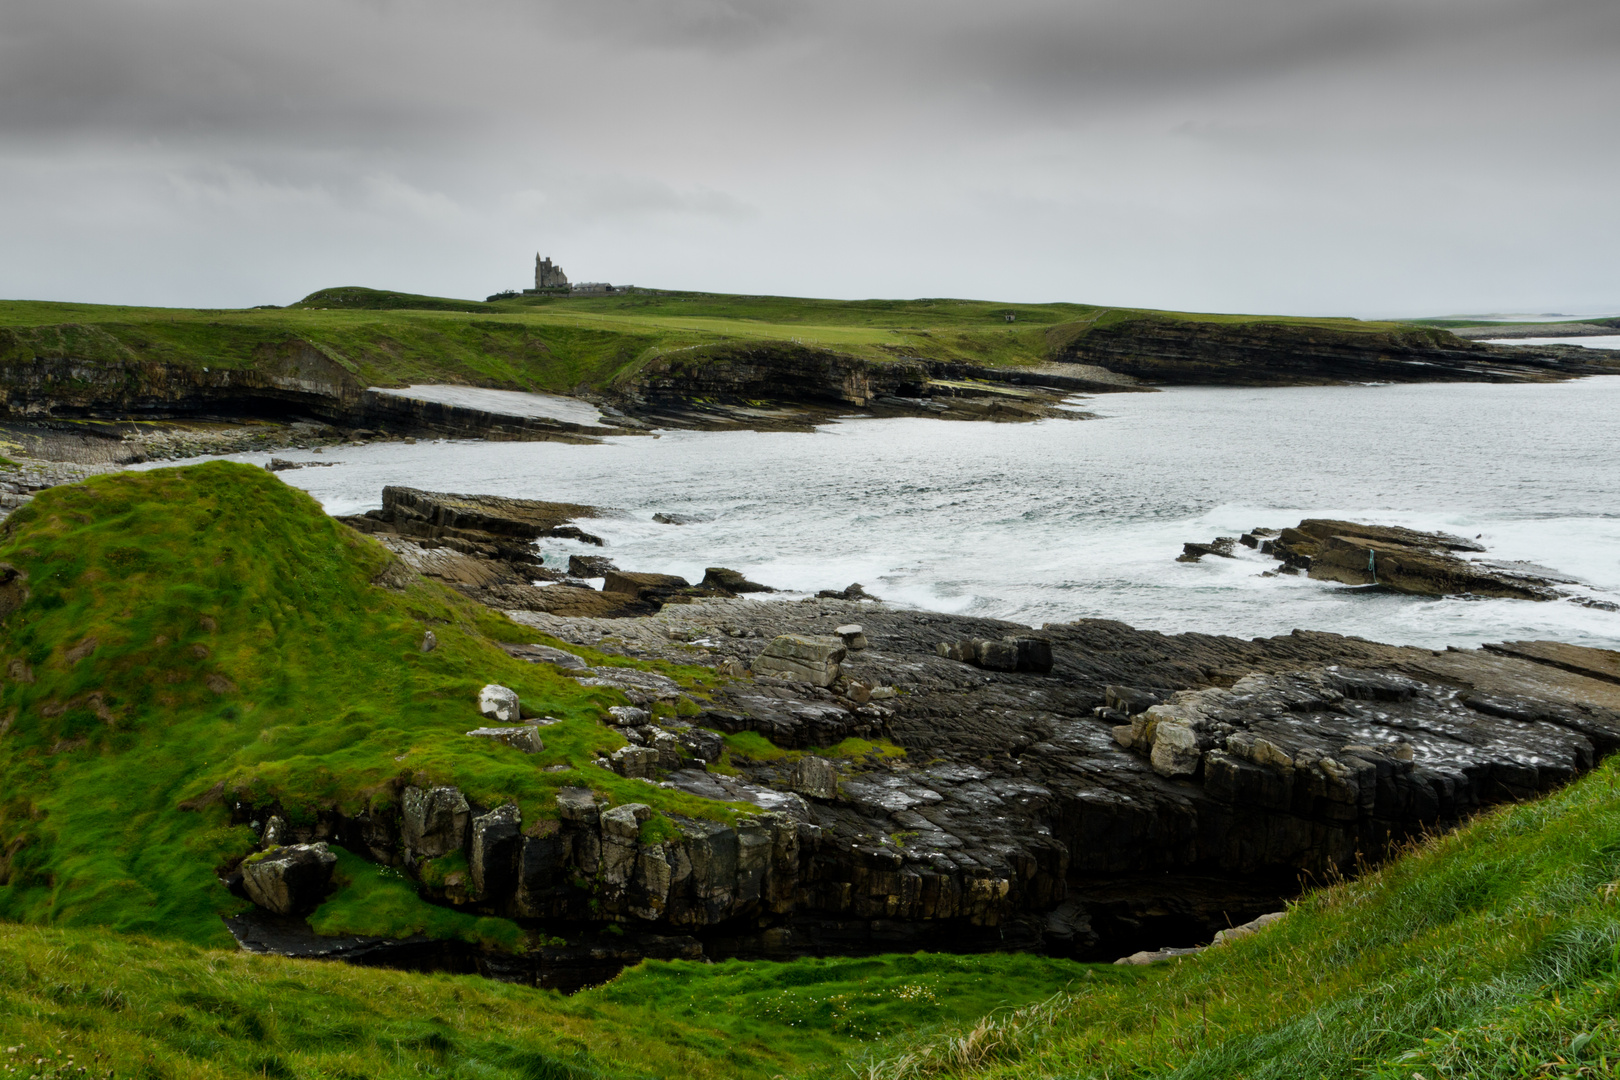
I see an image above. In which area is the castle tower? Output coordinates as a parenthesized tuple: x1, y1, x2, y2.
(535, 254, 569, 290)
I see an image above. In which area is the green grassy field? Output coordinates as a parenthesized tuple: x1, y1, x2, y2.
(0, 287, 1423, 396)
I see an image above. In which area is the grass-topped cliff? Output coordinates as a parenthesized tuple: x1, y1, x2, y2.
(0, 461, 762, 948)
(0, 287, 1476, 401)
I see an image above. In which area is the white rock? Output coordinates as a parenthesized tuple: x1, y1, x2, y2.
(1150, 720, 1205, 778)
(478, 683, 520, 723)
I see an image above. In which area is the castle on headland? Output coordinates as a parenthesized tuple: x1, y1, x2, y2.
(517, 253, 634, 297)
(534, 254, 568, 290)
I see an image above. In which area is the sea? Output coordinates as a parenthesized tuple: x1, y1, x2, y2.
(173, 363, 1620, 653)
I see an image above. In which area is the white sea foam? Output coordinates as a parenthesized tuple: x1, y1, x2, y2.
(1481, 336, 1620, 350)
(175, 377, 1620, 651)
(366, 384, 611, 427)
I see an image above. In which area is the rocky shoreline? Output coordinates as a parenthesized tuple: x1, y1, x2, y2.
(216, 487, 1620, 990)
(2, 314, 1614, 461)
(1054, 316, 1617, 385)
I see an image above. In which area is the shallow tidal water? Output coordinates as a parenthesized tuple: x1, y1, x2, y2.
(181, 378, 1620, 651)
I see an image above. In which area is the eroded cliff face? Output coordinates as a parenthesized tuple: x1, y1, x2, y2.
(1052, 317, 1616, 385)
(227, 593, 1620, 985)
(628, 343, 928, 408)
(0, 335, 365, 420)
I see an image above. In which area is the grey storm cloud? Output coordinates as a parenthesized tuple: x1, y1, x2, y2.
(1, 0, 1617, 313)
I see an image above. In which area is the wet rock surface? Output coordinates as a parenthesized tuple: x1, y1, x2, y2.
(1056, 317, 1619, 386)
(481, 595, 1620, 974)
(1183, 517, 1617, 609)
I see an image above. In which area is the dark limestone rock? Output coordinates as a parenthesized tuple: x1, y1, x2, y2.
(677, 727, 725, 763)
(937, 636, 1053, 674)
(231, 586, 1620, 978)
(241, 843, 337, 915)
(1104, 685, 1162, 715)
(568, 554, 618, 578)
(1177, 538, 1236, 562)
(603, 570, 691, 599)
(401, 786, 470, 862)
(1052, 315, 1617, 387)
(469, 804, 523, 899)
(818, 582, 878, 601)
(465, 725, 543, 754)
(701, 567, 776, 594)
(1272, 519, 1560, 600)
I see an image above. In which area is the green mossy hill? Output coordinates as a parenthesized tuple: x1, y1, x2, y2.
(0, 462, 737, 947)
(0, 290, 1419, 396)
(839, 754, 1620, 1080)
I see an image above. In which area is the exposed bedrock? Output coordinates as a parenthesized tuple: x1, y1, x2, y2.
(1053, 317, 1618, 385)
(344, 488, 789, 618)
(0, 337, 618, 443)
(0, 338, 366, 422)
(232, 592, 1620, 983)
(616, 343, 1113, 428)
(1184, 518, 1615, 609)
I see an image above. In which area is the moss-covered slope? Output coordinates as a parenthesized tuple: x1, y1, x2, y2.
(0, 462, 733, 947)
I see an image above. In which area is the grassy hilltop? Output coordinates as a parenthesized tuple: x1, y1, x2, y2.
(0, 287, 1427, 396)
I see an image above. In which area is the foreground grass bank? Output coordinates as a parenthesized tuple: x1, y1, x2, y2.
(835, 755, 1620, 1080)
(0, 938, 1095, 1080)
(0, 287, 1431, 395)
(3, 742, 1616, 1078)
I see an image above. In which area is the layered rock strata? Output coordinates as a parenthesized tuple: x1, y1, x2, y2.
(1053, 316, 1618, 385)
(1182, 518, 1615, 608)
(230, 588, 1620, 986)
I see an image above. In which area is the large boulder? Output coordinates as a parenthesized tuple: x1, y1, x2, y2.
(568, 554, 618, 577)
(240, 843, 337, 915)
(478, 684, 521, 722)
(700, 567, 776, 594)
(603, 570, 690, 597)
(402, 785, 470, 860)
(753, 634, 846, 687)
(610, 745, 659, 778)
(834, 624, 868, 650)
(466, 725, 544, 753)
(789, 756, 839, 800)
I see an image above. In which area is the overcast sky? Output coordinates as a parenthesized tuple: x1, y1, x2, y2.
(2, 0, 1616, 316)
